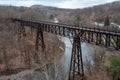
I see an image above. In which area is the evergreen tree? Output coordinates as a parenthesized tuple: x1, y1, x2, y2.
(49, 14, 54, 20)
(74, 15, 81, 27)
(104, 15, 110, 26)
(109, 56, 120, 80)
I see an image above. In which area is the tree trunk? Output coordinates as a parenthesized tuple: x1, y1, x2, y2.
(113, 73, 115, 80)
(3, 48, 10, 72)
(27, 52, 31, 68)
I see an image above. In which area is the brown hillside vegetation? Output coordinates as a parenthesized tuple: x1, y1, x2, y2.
(0, 1, 120, 80)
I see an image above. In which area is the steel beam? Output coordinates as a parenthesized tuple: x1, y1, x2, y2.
(69, 35, 84, 80)
(35, 27, 45, 51)
(17, 22, 26, 39)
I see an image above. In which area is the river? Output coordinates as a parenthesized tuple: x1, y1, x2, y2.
(60, 37, 94, 79)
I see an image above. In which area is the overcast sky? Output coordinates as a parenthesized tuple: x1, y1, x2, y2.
(0, 0, 119, 9)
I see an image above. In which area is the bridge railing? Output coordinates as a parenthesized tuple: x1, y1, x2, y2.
(10, 18, 120, 33)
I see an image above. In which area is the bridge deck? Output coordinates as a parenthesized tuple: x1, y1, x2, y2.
(11, 18, 120, 36)
(10, 18, 120, 50)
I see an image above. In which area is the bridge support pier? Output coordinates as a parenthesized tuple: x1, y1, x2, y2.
(17, 22, 26, 39)
(69, 35, 84, 80)
(35, 27, 45, 51)
(34, 27, 45, 64)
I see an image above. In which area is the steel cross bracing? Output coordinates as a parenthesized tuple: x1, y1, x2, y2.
(11, 18, 120, 50)
(10, 18, 120, 80)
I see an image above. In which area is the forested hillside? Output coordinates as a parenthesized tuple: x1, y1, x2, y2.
(0, 1, 120, 26)
(72, 1, 120, 25)
(0, 1, 120, 80)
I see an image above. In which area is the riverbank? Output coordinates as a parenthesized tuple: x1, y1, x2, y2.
(0, 23, 65, 79)
(85, 45, 120, 80)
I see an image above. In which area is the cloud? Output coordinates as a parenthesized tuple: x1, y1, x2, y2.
(55, 0, 81, 9)
(19, 0, 44, 7)
(55, 0, 118, 9)
(0, 0, 51, 7)
(0, 0, 62, 7)
(0, 0, 118, 8)
(14, 0, 39, 7)
(55, 0, 99, 9)
(16, 0, 58, 7)
(105, 0, 118, 2)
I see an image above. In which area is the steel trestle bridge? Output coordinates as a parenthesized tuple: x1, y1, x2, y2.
(10, 18, 120, 80)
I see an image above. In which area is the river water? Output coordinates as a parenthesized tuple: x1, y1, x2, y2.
(60, 37, 94, 77)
